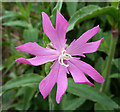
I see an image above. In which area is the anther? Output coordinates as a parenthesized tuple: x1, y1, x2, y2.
(58, 50, 72, 67)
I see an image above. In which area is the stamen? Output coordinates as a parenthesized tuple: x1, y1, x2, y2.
(58, 50, 72, 67)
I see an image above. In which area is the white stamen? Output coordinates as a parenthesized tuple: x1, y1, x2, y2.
(58, 50, 72, 67)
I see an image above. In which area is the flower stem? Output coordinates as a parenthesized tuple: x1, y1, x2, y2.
(49, 93, 54, 112)
(100, 28, 118, 93)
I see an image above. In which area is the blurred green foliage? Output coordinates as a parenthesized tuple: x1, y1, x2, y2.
(1, 1, 120, 111)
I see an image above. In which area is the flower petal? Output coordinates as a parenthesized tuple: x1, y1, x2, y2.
(81, 37, 104, 54)
(56, 63, 68, 104)
(39, 61, 58, 99)
(42, 10, 69, 51)
(67, 38, 104, 56)
(68, 60, 95, 86)
(16, 55, 58, 66)
(66, 25, 100, 55)
(16, 42, 59, 56)
(70, 58, 104, 83)
(56, 10, 69, 50)
(42, 12, 56, 47)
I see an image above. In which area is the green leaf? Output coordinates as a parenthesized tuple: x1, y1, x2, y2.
(50, 0, 63, 27)
(5, 87, 36, 110)
(16, 2, 31, 22)
(63, 94, 86, 110)
(107, 15, 114, 26)
(43, 33, 51, 47)
(66, 2, 78, 17)
(0, 11, 21, 20)
(67, 5, 119, 32)
(113, 58, 120, 72)
(3, 61, 16, 75)
(23, 28, 38, 42)
(2, 89, 15, 110)
(1, 73, 43, 96)
(0, 65, 4, 71)
(26, 2, 32, 16)
(67, 78, 119, 109)
(93, 30, 112, 54)
(3, 20, 29, 28)
(23, 87, 36, 110)
(17, 2, 26, 18)
(31, 4, 43, 14)
(109, 73, 120, 78)
(94, 102, 113, 110)
(111, 2, 119, 9)
(45, 62, 52, 75)
(95, 57, 104, 74)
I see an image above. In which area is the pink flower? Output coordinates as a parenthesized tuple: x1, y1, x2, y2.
(16, 10, 104, 104)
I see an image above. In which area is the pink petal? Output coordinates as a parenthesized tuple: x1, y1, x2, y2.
(70, 58, 104, 83)
(42, 10, 69, 51)
(68, 60, 94, 86)
(56, 10, 69, 50)
(81, 37, 104, 54)
(66, 25, 100, 55)
(56, 63, 68, 104)
(77, 25, 100, 45)
(39, 61, 58, 99)
(67, 38, 104, 56)
(39, 61, 68, 102)
(16, 42, 59, 56)
(16, 55, 58, 66)
(42, 12, 56, 48)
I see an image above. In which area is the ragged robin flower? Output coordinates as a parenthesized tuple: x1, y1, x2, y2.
(16, 10, 104, 104)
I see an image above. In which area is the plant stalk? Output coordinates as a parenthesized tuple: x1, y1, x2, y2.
(49, 93, 54, 112)
(100, 28, 118, 92)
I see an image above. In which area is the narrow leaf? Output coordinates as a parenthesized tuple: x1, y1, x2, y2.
(17, 2, 26, 17)
(45, 62, 52, 75)
(63, 97, 86, 110)
(3, 20, 29, 28)
(0, 11, 21, 20)
(50, 0, 63, 27)
(1, 74, 43, 96)
(23, 28, 38, 42)
(109, 73, 120, 78)
(67, 5, 118, 32)
(113, 58, 120, 72)
(26, 2, 32, 16)
(67, 78, 119, 109)
(66, 2, 78, 17)
(94, 102, 113, 110)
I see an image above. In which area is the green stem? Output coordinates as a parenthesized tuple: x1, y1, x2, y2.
(100, 28, 118, 92)
(49, 93, 54, 112)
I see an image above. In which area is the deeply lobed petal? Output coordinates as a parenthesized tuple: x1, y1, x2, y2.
(39, 61, 58, 99)
(56, 10, 69, 50)
(16, 55, 58, 66)
(67, 37, 104, 56)
(81, 37, 104, 54)
(66, 25, 100, 56)
(42, 10, 69, 51)
(56, 62, 68, 103)
(16, 42, 59, 66)
(39, 61, 68, 103)
(16, 42, 59, 56)
(68, 59, 95, 86)
(69, 58, 104, 83)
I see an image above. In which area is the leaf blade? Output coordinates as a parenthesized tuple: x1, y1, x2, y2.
(1, 74, 43, 96)
(3, 20, 29, 28)
(67, 78, 119, 109)
(67, 5, 118, 32)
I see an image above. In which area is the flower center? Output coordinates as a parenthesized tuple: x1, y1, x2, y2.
(58, 50, 72, 67)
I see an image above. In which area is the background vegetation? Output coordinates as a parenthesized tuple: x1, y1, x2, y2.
(1, 1, 120, 111)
